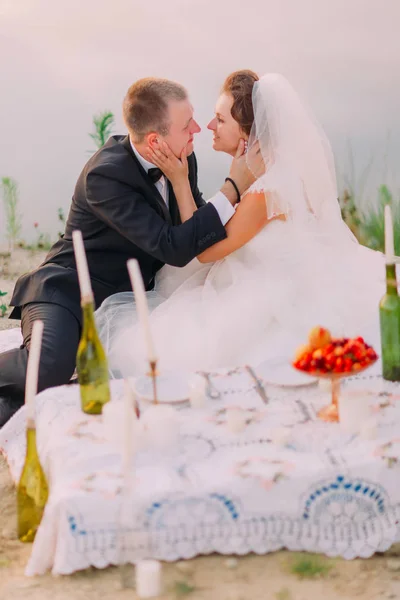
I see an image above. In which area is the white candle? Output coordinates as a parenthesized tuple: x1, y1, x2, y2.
(103, 392, 137, 454)
(384, 204, 395, 263)
(128, 377, 141, 419)
(123, 380, 135, 490)
(188, 374, 207, 409)
(72, 229, 93, 300)
(135, 560, 162, 598)
(102, 399, 124, 447)
(25, 320, 44, 426)
(226, 407, 247, 434)
(339, 390, 371, 433)
(127, 259, 157, 362)
(141, 405, 180, 451)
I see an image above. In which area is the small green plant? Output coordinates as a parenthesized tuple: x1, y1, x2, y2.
(0, 557, 10, 567)
(287, 552, 333, 579)
(17, 222, 53, 252)
(57, 207, 66, 238)
(337, 138, 398, 251)
(1, 177, 21, 252)
(275, 588, 292, 600)
(360, 185, 400, 254)
(0, 290, 8, 318)
(339, 184, 400, 253)
(32, 222, 52, 250)
(339, 188, 364, 241)
(172, 580, 197, 597)
(89, 110, 115, 150)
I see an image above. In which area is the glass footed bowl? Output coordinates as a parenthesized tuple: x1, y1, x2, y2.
(294, 360, 378, 423)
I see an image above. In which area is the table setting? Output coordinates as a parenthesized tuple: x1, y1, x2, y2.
(0, 208, 400, 592)
(1, 352, 400, 577)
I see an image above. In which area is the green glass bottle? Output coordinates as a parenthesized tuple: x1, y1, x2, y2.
(17, 425, 49, 542)
(76, 300, 111, 414)
(379, 263, 400, 381)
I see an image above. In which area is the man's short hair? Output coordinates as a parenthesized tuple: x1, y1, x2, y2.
(123, 78, 188, 142)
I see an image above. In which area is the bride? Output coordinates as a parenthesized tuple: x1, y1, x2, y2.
(96, 71, 385, 378)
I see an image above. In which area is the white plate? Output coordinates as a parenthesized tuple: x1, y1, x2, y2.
(134, 371, 190, 404)
(255, 357, 318, 388)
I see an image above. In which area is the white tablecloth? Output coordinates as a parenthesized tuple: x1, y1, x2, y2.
(1, 341, 400, 576)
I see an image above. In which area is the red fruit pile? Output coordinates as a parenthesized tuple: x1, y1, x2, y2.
(293, 326, 378, 375)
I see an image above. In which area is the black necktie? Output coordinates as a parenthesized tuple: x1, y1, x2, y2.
(148, 167, 163, 183)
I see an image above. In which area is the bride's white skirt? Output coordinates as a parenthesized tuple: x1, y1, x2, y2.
(96, 221, 386, 378)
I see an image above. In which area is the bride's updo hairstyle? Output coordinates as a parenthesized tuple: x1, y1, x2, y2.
(221, 70, 259, 137)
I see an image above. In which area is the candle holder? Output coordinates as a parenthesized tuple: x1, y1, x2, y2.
(147, 360, 159, 405)
(314, 360, 377, 423)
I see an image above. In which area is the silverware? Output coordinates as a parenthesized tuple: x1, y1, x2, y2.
(198, 371, 221, 399)
(245, 365, 269, 404)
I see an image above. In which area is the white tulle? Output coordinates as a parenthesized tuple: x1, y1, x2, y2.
(247, 74, 356, 242)
(95, 74, 387, 378)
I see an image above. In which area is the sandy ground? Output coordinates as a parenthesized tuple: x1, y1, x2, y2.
(0, 249, 400, 600)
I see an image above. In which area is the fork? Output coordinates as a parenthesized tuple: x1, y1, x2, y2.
(197, 371, 221, 399)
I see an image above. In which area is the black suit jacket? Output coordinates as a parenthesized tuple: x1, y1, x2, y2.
(10, 135, 227, 322)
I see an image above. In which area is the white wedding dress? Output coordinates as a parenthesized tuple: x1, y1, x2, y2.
(96, 74, 386, 378)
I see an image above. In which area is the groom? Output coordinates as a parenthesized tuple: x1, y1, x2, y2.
(0, 77, 257, 426)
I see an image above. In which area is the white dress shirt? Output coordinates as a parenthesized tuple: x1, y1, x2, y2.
(130, 141, 235, 226)
(131, 141, 170, 207)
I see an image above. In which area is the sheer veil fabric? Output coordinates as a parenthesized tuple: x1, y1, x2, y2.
(95, 74, 385, 378)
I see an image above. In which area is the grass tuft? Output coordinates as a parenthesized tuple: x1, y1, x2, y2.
(172, 580, 197, 597)
(287, 552, 333, 579)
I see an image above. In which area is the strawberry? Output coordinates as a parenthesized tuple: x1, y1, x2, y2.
(333, 357, 344, 373)
(343, 358, 353, 372)
(334, 347, 345, 357)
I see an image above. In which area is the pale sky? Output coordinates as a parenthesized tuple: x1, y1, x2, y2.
(0, 0, 399, 241)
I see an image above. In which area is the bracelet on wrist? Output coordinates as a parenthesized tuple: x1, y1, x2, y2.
(225, 177, 241, 204)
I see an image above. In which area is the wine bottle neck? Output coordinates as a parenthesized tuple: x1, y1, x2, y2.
(81, 300, 97, 335)
(386, 264, 398, 295)
(26, 426, 39, 457)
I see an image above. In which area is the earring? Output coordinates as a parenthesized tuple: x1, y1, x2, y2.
(244, 140, 248, 153)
